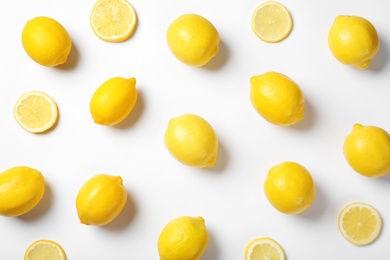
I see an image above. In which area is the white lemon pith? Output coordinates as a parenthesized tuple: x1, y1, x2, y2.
(166, 14, 220, 66)
(0, 166, 45, 217)
(164, 114, 218, 168)
(22, 16, 72, 67)
(328, 15, 380, 69)
(158, 216, 209, 260)
(338, 202, 382, 246)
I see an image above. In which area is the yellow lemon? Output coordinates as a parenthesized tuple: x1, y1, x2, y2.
(250, 72, 304, 126)
(343, 124, 390, 178)
(338, 202, 382, 246)
(90, 0, 137, 42)
(14, 91, 58, 133)
(245, 237, 285, 260)
(24, 239, 66, 260)
(166, 14, 220, 66)
(0, 166, 45, 217)
(158, 216, 209, 260)
(164, 114, 218, 168)
(22, 16, 72, 67)
(328, 15, 380, 69)
(264, 162, 315, 214)
(251, 1, 293, 43)
(90, 77, 137, 126)
(76, 174, 127, 226)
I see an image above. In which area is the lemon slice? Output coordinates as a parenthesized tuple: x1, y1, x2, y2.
(24, 239, 66, 260)
(251, 1, 293, 43)
(338, 202, 382, 246)
(14, 91, 58, 133)
(245, 237, 285, 260)
(90, 0, 137, 42)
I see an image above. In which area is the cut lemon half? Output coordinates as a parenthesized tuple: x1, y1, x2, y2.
(338, 202, 382, 246)
(245, 237, 285, 260)
(90, 0, 137, 42)
(14, 91, 58, 133)
(251, 1, 293, 43)
(24, 239, 66, 260)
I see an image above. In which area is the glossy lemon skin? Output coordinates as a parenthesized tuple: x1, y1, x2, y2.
(264, 162, 315, 214)
(164, 114, 218, 168)
(76, 174, 127, 226)
(0, 166, 45, 217)
(166, 14, 220, 66)
(250, 72, 304, 126)
(158, 216, 209, 260)
(328, 15, 380, 69)
(90, 77, 137, 126)
(22, 16, 72, 67)
(344, 124, 390, 177)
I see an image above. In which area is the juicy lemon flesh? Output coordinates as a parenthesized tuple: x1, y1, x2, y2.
(76, 174, 127, 226)
(24, 240, 66, 260)
(166, 14, 220, 66)
(344, 124, 390, 177)
(328, 15, 379, 69)
(0, 166, 45, 217)
(339, 202, 382, 246)
(14, 91, 58, 133)
(22, 16, 72, 67)
(164, 114, 218, 168)
(252, 1, 292, 43)
(250, 72, 304, 126)
(245, 237, 285, 260)
(90, 0, 137, 42)
(264, 162, 315, 214)
(90, 77, 137, 126)
(158, 216, 209, 260)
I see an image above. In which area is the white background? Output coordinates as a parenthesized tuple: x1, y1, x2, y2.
(1, 0, 390, 259)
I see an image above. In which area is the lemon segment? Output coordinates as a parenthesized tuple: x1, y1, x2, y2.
(343, 124, 390, 177)
(338, 202, 382, 246)
(22, 16, 72, 67)
(166, 14, 220, 66)
(24, 239, 66, 260)
(14, 91, 58, 133)
(245, 237, 285, 260)
(158, 216, 209, 260)
(251, 1, 293, 43)
(0, 166, 45, 217)
(90, 0, 137, 42)
(328, 15, 380, 69)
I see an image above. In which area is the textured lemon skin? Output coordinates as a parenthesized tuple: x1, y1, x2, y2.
(250, 72, 304, 126)
(166, 14, 220, 66)
(22, 16, 72, 67)
(264, 162, 316, 214)
(158, 216, 209, 260)
(0, 166, 45, 217)
(90, 77, 137, 126)
(76, 174, 127, 226)
(328, 15, 380, 69)
(164, 114, 218, 168)
(344, 124, 390, 178)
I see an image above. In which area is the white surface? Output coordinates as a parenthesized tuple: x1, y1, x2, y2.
(1, 0, 390, 259)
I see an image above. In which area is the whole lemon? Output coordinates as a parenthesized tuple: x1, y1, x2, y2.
(90, 77, 137, 126)
(344, 124, 390, 177)
(0, 166, 45, 217)
(164, 114, 218, 168)
(76, 174, 127, 226)
(328, 15, 380, 69)
(250, 72, 305, 126)
(166, 14, 220, 66)
(22, 16, 72, 67)
(158, 216, 209, 260)
(264, 162, 316, 214)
